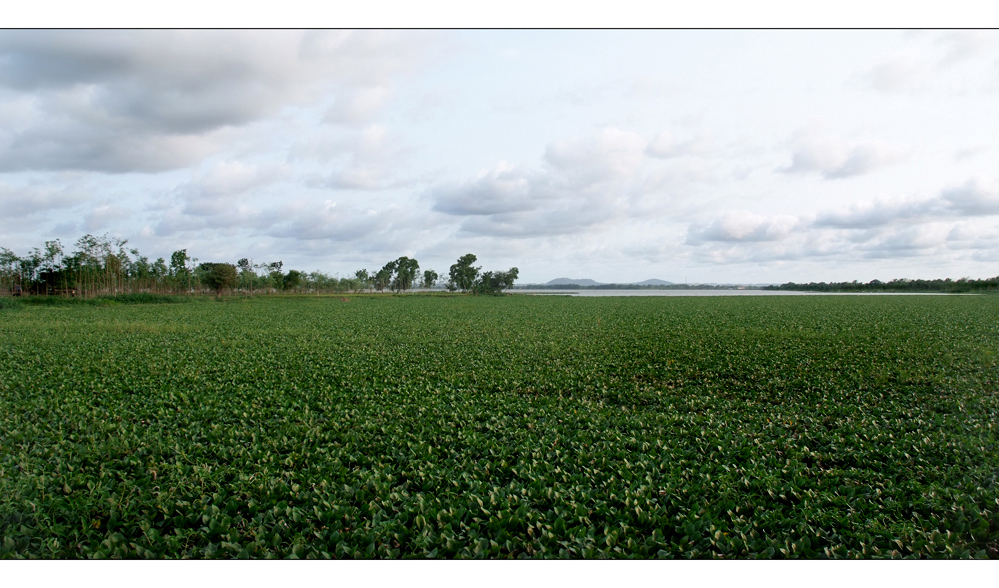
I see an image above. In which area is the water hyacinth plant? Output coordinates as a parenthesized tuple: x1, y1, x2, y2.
(1, 294, 997, 558)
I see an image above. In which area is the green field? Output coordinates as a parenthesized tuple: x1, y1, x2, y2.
(1, 294, 998, 559)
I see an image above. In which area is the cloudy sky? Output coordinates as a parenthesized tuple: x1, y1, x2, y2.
(2, 28, 999, 283)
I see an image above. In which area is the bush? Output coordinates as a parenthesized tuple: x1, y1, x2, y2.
(16, 293, 187, 307)
(94, 293, 185, 305)
(0, 297, 23, 310)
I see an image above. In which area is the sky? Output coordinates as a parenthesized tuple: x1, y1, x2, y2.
(2, 27, 999, 284)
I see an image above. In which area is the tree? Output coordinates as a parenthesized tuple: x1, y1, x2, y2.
(130, 249, 150, 280)
(199, 262, 239, 298)
(168, 249, 193, 293)
(0, 247, 20, 295)
(391, 256, 420, 292)
(374, 260, 398, 292)
(236, 258, 256, 295)
(473, 267, 520, 295)
(354, 269, 371, 292)
(170, 249, 190, 277)
(449, 253, 480, 293)
(498, 267, 519, 291)
(266, 261, 284, 292)
(374, 266, 393, 292)
(41, 240, 64, 274)
(422, 269, 439, 290)
(152, 258, 168, 280)
(283, 269, 303, 292)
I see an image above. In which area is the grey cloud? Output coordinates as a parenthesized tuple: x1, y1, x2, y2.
(686, 212, 799, 245)
(645, 130, 710, 159)
(456, 203, 611, 239)
(308, 166, 413, 194)
(297, 30, 441, 87)
(153, 184, 397, 247)
(685, 242, 809, 266)
(941, 180, 999, 215)
(316, 169, 390, 191)
(428, 161, 630, 239)
(543, 129, 645, 188)
(781, 132, 903, 180)
(1, 31, 306, 133)
(955, 145, 989, 162)
(855, 59, 927, 94)
(824, 145, 900, 179)
(51, 221, 79, 234)
(629, 76, 685, 100)
(813, 198, 933, 229)
(814, 179, 999, 230)
(154, 209, 236, 237)
(295, 124, 414, 191)
(84, 203, 132, 232)
(972, 249, 999, 262)
(934, 31, 993, 68)
(0, 182, 86, 217)
(325, 86, 391, 126)
(0, 30, 439, 173)
(682, 227, 884, 266)
(0, 115, 224, 173)
(169, 162, 289, 217)
(945, 222, 999, 245)
(265, 207, 384, 242)
(860, 226, 949, 259)
(194, 161, 288, 197)
(855, 32, 999, 95)
(0, 31, 134, 91)
(426, 128, 701, 240)
(431, 164, 546, 216)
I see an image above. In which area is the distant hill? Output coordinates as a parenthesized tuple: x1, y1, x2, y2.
(630, 279, 674, 286)
(546, 278, 604, 286)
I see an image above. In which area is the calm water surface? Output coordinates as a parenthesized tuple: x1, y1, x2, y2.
(512, 289, 963, 297)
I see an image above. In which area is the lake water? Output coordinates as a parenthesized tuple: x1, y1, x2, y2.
(512, 289, 962, 297)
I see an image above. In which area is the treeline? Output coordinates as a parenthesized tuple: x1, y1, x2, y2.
(765, 277, 999, 293)
(0, 235, 519, 298)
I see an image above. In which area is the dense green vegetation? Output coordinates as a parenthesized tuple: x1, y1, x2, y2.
(1, 294, 998, 559)
(0, 293, 186, 310)
(766, 276, 999, 293)
(2, 234, 517, 298)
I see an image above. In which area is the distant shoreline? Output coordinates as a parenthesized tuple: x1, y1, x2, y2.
(513, 284, 768, 290)
(512, 289, 976, 297)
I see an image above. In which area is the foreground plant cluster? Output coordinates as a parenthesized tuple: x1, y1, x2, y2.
(1, 295, 998, 559)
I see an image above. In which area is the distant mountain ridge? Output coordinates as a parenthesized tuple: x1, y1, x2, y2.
(546, 278, 604, 286)
(544, 278, 675, 286)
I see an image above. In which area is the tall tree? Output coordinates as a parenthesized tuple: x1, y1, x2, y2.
(474, 267, 520, 295)
(152, 258, 168, 281)
(449, 253, 480, 293)
(266, 261, 284, 292)
(0, 247, 20, 295)
(391, 256, 420, 292)
(422, 269, 439, 290)
(354, 269, 371, 292)
(374, 263, 394, 292)
(237, 258, 256, 295)
(283, 269, 303, 292)
(169, 249, 189, 277)
(169, 249, 192, 293)
(199, 262, 239, 298)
